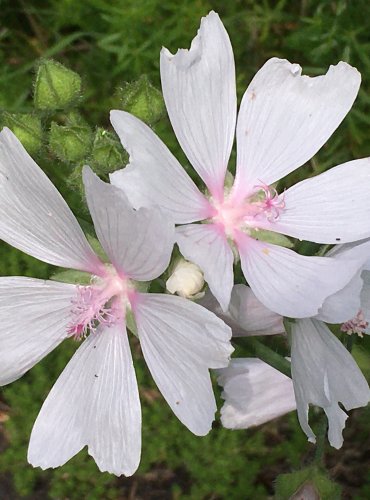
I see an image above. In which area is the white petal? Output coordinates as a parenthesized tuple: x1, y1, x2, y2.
(0, 128, 102, 273)
(110, 111, 211, 223)
(83, 167, 174, 281)
(291, 319, 370, 449)
(217, 358, 296, 429)
(160, 11, 236, 199)
(233, 59, 360, 197)
(264, 159, 370, 244)
(0, 277, 76, 386)
(316, 239, 370, 323)
(28, 321, 141, 476)
(236, 233, 362, 318)
(316, 270, 363, 323)
(134, 293, 233, 436)
(176, 224, 234, 311)
(227, 285, 284, 336)
(199, 285, 284, 336)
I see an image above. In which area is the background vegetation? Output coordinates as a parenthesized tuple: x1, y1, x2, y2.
(0, 0, 369, 498)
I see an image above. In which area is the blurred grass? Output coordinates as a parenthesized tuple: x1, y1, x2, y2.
(0, 0, 370, 498)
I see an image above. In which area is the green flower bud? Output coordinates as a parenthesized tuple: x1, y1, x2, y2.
(49, 122, 92, 163)
(115, 75, 165, 125)
(34, 60, 81, 111)
(1, 112, 42, 156)
(89, 128, 128, 176)
(63, 111, 90, 127)
(275, 466, 341, 499)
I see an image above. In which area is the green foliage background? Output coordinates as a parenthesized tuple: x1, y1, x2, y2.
(0, 0, 370, 498)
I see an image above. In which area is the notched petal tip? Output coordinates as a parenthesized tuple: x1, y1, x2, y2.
(262, 57, 302, 77)
(160, 10, 224, 69)
(330, 60, 361, 84)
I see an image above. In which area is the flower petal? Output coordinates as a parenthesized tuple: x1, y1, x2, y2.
(134, 293, 233, 436)
(0, 278, 77, 386)
(200, 285, 284, 336)
(83, 167, 174, 281)
(0, 128, 102, 273)
(263, 159, 370, 244)
(28, 321, 141, 476)
(233, 59, 360, 198)
(176, 224, 234, 311)
(217, 358, 296, 429)
(160, 11, 236, 199)
(291, 319, 369, 448)
(316, 239, 370, 323)
(236, 233, 362, 318)
(110, 111, 211, 223)
(316, 271, 363, 324)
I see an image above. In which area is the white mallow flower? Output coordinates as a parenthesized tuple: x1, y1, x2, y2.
(110, 11, 370, 318)
(0, 128, 233, 476)
(166, 257, 204, 298)
(217, 358, 296, 429)
(204, 258, 370, 448)
(290, 318, 369, 449)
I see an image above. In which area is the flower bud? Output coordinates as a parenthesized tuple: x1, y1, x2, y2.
(115, 75, 165, 125)
(166, 258, 204, 299)
(49, 122, 92, 163)
(89, 128, 128, 176)
(34, 60, 81, 111)
(1, 112, 42, 156)
(275, 465, 341, 499)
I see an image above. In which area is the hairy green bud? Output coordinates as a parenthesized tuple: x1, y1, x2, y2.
(1, 112, 42, 156)
(89, 128, 127, 177)
(115, 75, 165, 125)
(49, 122, 92, 163)
(275, 466, 341, 499)
(34, 60, 81, 111)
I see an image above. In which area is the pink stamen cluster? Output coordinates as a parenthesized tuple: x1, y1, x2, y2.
(67, 286, 116, 340)
(341, 310, 369, 338)
(253, 183, 286, 222)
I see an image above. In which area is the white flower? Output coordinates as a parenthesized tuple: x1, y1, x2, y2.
(206, 272, 370, 447)
(0, 128, 233, 476)
(290, 318, 369, 449)
(110, 11, 370, 318)
(217, 358, 296, 429)
(166, 257, 204, 298)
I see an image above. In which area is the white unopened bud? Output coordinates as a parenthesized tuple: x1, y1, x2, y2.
(166, 258, 204, 299)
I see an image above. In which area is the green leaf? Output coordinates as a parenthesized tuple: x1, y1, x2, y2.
(250, 228, 294, 248)
(50, 269, 91, 285)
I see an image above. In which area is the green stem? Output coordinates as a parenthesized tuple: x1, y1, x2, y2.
(313, 416, 327, 466)
(247, 338, 291, 378)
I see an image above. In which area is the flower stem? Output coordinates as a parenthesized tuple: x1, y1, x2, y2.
(247, 338, 291, 378)
(313, 415, 328, 465)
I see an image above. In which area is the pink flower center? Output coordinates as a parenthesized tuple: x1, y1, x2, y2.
(341, 310, 369, 338)
(68, 270, 135, 340)
(210, 183, 285, 238)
